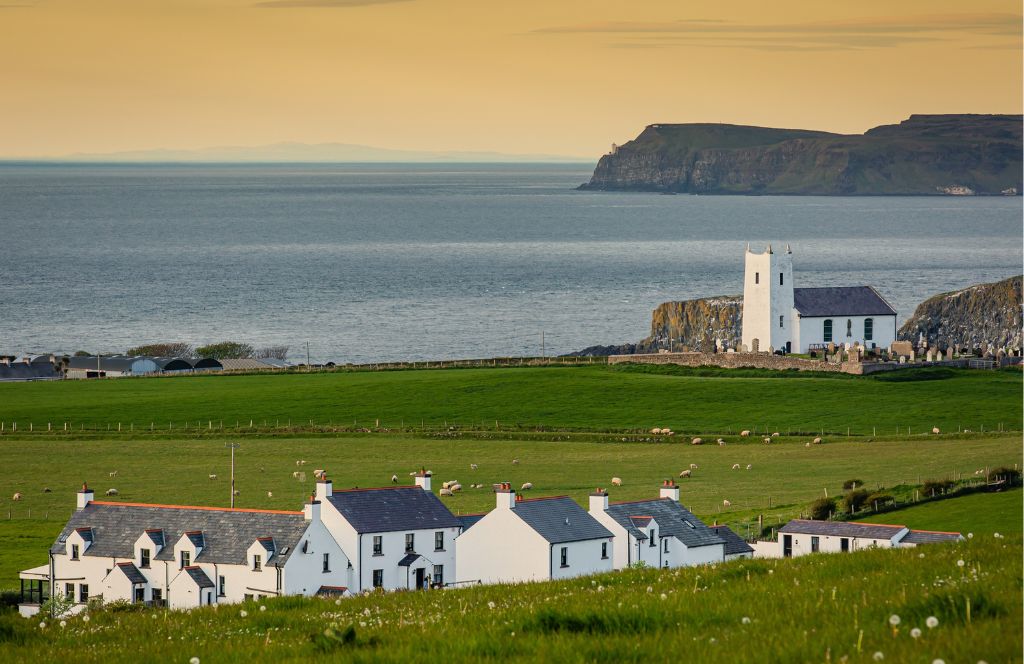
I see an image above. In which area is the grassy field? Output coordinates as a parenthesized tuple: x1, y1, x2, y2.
(0, 433, 1018, 588)
(0, 365, 1019, 435)
(1, 534, 1018, 663)
(856, 488, 1022, 535)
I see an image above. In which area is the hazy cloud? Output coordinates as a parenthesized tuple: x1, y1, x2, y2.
(532, 13, 1023, 51)
(254, 0, 411, 7)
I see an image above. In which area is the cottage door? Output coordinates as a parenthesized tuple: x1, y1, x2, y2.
(414, 568, 426, 589)
(783, 535, 793, 558)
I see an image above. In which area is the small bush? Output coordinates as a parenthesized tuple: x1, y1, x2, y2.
(988, 467, 1021, 485)
(808, 497, 837, 520)
(842, 479, 864, 491)
(864, 492, 895, 510)
(923, 479, 955, 497)
(842, 488, 872, 514)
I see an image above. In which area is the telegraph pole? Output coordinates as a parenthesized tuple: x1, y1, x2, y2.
(306, 341, 310, 369)
(541, 331, 545, 358)
(226, 442, 240, 508)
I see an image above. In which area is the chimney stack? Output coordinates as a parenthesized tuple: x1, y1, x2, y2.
(414, 469, 432, 492)
(495, 482, 516, 509)
(315, 472, 333, 500)
(77, 482, 94, 511)
(659, 479, 680, 502)
(304, 494, 321, 522)
(589, 488, 609, 513)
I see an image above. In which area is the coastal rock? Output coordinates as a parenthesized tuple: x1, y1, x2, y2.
(581, 115, 1022, 196)
(898, 275, 1023, 352)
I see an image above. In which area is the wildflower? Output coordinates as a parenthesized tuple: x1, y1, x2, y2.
(910, 628, 922, 639)
(359, 621, 366, 627)
(993, 532, 1002, 539)
(363, 607, 371, 616)
(956, 560, 965, 567)
(741, 616, 751, 625)
(967, 533, 974, 539)
(888, 614, 901, 626)
(60, 620, 67, 628)
(646, 586, 653, 593)
(239, 610, 248, 618)
(38, 622, 46, 629)
(190, 659, 201, 664)
(660, 593, 667, 600)
(335, 599, 341, 606)
(259, 605, 267, 612)
(926, 616, 939, 628)
(597, 585, 604, 592)
(768, 569, 774, 575)
(709, 637, 717, 644)
(487, 601, 496, 610)
(82, 615, 90, 623)
(872, 653, 884, 661)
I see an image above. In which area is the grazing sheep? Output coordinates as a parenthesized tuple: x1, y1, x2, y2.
(746, 464, 752, 470)
(691, 437, 703, 445)
(520, 482, 533, 490)
(42, 487, 51, 493)
(266, 491, 273, 498)
(771, 432, 780, 438)
(731, 464, 740, 470)
(611, 477, 622, 486)
(763, 437, 772, 444)
(932, 427, 940, 434)
(391, 474, 398, 484)
(512, 458, 520, 465)
(722, 499, 731, 507)
(292, 471, 301, 479)
(105, 488, 118, 496)
(678, 470, 692, 478)
(313, 469, 326, 480)
(439, 488, 453, 497)
(409, 471, 417, 476)
(665, 431, 674, 436)
(470, 463, 478, 470)
(209, 474, 218, 480)
(740, 430, 751, 437)
(12, 492, 22, 501)
(717, 438, 726, 446)
(650, 428, 662, 434)
(233, 490, 241, 496)
(450, 484, 463, 492)
(109, 471, 118, 478)
(812, 437, 822, 445)
(689, 463, 698, 470)
(296, 472, 306, 482)
(805, 442, 811, 447)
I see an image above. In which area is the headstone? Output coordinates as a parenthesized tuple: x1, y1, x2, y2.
(909, 350, 916, 362)
(827, 342, 836, 354)
(740, 343, 748, 353)
(751, 339, 759, 353)
(945, 347, 954, 360)
(925, 349, 935, 362)
(715, 338, 723, 352)
(899, 356, 906, 364)
(726, 348, 735, 354)
(890, 341, 914, 357)
(767, 345, 775, 354)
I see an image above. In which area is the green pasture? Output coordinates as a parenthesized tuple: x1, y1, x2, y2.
(856, 488, 1022, 535)
(1, 533, 1018, 663)
(0, 365, 1019, 435)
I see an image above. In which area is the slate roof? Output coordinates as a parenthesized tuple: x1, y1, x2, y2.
(184, 566, 215, 588)
(144, 529, 164, 547)
(185, 531, 205, 548)
(457, 514, 485, 532)
(0, 361, 61, 382)
(316, 586, 348, 596)
(397, 553, 421, 567)
(511, 496, 613, 544)
(326, 486, 461, 534)
(793, 287, 897, 317)
(779, 520, 906, 539)
(76, 527, 94, 543)
(605, 498, 724, 549)
(255, 537, 276, 552)
(115, 562, 147, 585)
(902, 530, 963, 544)
(51, 502, 309, 567)
(709, 525, 755, 556)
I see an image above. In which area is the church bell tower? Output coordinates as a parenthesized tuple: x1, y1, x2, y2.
(741, 243, 794, 353)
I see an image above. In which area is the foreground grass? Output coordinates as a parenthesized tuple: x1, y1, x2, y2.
(1, 535, 1019, 663)
(855, 488, 1023, 535)
(0, 366, 1019, 435)
(1, 434, 1019, 588)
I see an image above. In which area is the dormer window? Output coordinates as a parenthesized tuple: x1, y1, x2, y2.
(253, 554, 262, 571)
(140, 549, 150, 568)
(71, 544, 80, 560)
(180, 551, 191, 569)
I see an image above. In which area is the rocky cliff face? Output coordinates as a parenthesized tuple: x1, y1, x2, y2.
(898, 275, 1023, 351)
(567, 295, 742, 356)
(582, 115, 1022, 195)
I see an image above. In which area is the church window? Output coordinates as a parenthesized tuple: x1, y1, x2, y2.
(755, 272, 759, 285)
(823, 319, 833, 342)
(846, 319, 852, 337)
(864, 318, 873, 341)
(779, 315, 784, 328)
(779, 272, 784, 286)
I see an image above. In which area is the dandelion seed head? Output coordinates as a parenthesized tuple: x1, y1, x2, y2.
(647, 586, 653, 593)
(956, 559, 965, 567)
(59, 620, 66, 628)
(741, 616, 751, 625)
(910, 628, 922, 639)
(259, 605, 266, 612)
(926, 616, 939, 628)
(932, 660, 945, 664)
(487, 601, 496, 609)
(660, 593, 667, 600)
(239, 610, 248, 618)
(190, 658, 201, 664)
(872, 652, 884, 661)
(38, 622, 45, 629)
(888, 614, 901, 626)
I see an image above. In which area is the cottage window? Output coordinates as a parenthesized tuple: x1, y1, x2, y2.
(864, 318, 873, 341)
(560, 547, 569, 568)
(779, 315, 784, 329)
(846, 319, 852, 337)
(663, 539, 669, 554)
(253, 554, 262, 571)
(218, 576, 226, 597)
(779, 272, 784, 286)
(244, 593, 254, 602)
(140, 548, 150, 568)
(432, 565, 444, 585)
(840, 538, 850, 552)
(811, 536, 820, 553)
(405, 533, 415, 553)
(601, 542, 608, 559)
(649, 529, 656, 547)
(372, 536, 383, 556)
(434, 531, 444, 551)
(180, 551, 191, 569)
(71, 544, 80, 561)
(372, 569, 383, 588)
(823, 319, 833, 343)
(79, 584, 89, 603)
(755, 272, 760, 285)
(322, 553, 330, 573)
(133, 586, 145, 604)
(65, 583, 74, 601)
(152, 588, 163, 604)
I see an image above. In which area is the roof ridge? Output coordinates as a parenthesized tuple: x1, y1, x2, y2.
(609, 497, 671, 505)
(331, 486, 421, 493)
(89, 500, 303, 516)
(517, 495, 571, 503)
(909, 528, 962, 535)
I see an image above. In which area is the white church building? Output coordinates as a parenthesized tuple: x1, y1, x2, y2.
(741, 244, 897, 354)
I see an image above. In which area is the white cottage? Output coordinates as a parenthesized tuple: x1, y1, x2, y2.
(315, 471, 462, 593)
(708, 525, 754, 561)
(18, 484, 349, 616)
(455, 483, 614, 585)
(741, 244, 898, 354)
(777, 519, 962, 558)
(588, 481, 725, 569)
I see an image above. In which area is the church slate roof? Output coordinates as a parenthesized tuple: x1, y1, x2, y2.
(51, 502, 309, 567)
(326, 486, 461, 534)
(604, 498, 724, 549)
(511, 496, 613, 544)
(793, 287, 897, 317)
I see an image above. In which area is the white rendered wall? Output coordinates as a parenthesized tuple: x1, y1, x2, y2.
(742, 247, 794, 352)
(782, 530, 905, 558)
(667, 541, 725, 567)
(455, 508, 548, 584)
(548, 537, 614, 580)
(795, 315, 897, 353)
(282, 520, 351, 596)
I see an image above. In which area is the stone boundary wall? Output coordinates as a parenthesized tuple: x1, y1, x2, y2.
(607, 352, 980, 375)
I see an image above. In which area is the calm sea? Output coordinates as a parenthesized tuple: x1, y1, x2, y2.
(0, 163, 1020, 363)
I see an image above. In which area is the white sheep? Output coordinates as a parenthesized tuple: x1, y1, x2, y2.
(771, 432, 780, 438)
(812, 437, 822, 445)
(12, 492, 22, 501)
(209, 474, 218, 480)
(932, 427, 940, 434)
(520, 482, 533, 490)
(691, 437, 703, 445)
(450, 483, 463, 492)
(409, 471, 417, 476)
(296, 472, 306, 482)
(233, 490, 241, 496)
(763, 437, 772, 444)
(650, 428, 662, 434)
(722, 499, 731, 507)
(678, 470, 692, 478)
(805, 442, 811, 447)
(512, 459, 520, 465)
(292, 471, 301, 479)
(439, 488, 453, 497)
(665, 431, 674, 436)
(689, 463, 698, 470)
(740, 430, 751, 437)
(105, 488, 118, 496)
(717, 438, 726, 446)
(313, 469, 326, 480)
(42, 488, 51, 493)
(470, 463, 478, 470)
(266, 491, 273, 498)
(746, 464, 752, 470)
(109, 471, 118, 478)
(731, 463, 740, 470)
(391, 474, 398, 484)
(611, 477, 622, 486)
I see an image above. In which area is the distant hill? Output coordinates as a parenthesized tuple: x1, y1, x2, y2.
(21, 142, 587, 164)
(581, 114, 1022, 195)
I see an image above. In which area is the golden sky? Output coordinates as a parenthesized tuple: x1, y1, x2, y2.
(1, 0, 1020, 158)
